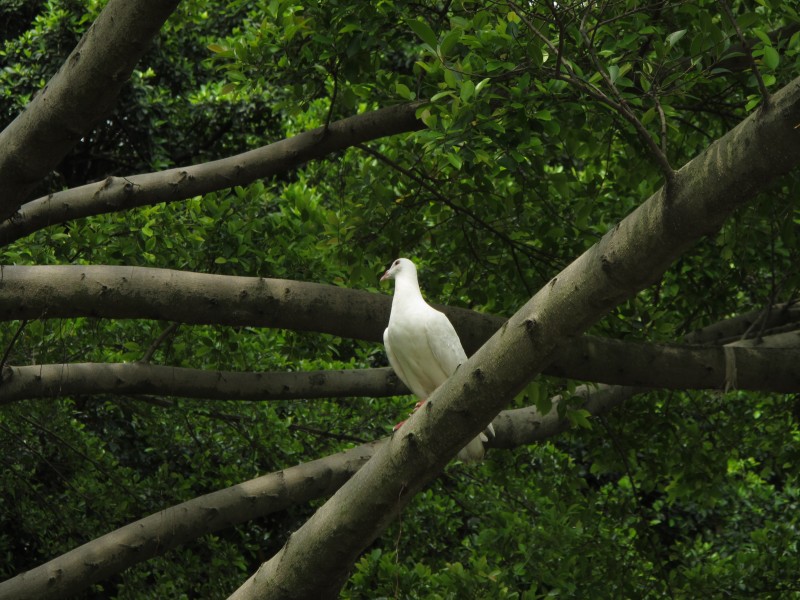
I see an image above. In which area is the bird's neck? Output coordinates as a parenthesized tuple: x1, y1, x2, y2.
(392, 272, 426, 309)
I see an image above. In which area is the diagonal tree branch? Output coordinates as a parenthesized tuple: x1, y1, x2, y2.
(3, 292, 795, 599)
(0, 103, 425, 247)
(228, 76, 800, 599)
(0, 0, 182, 221)
(0, 381, 630, 600)
(0, 440, 383, 600)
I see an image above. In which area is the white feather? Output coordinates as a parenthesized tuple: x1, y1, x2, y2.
(381, 258, 493, 463)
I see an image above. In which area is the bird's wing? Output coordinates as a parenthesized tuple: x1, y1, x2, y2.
(456, 435, 487, 463)
(384, 327, 412, 391)
(424, 309, 468, 378)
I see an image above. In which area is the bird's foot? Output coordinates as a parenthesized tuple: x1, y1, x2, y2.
(393, 400, 428, 431)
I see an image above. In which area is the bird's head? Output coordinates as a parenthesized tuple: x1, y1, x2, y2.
(380, 257, 416, 282)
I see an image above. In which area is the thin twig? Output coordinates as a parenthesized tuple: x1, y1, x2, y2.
(1, 319, 28, 373)
(654, 95, 668, 156)
(720, 0, 770, 107)
(289, 423, 369, 444)
(357, 143, 551, 271)
(139, 322, 179, 363)
(511, 0, 675, 184)
(576, 15, 675, 182)
(324, 59, 340, 131)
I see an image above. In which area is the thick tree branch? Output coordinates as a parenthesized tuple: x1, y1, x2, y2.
(0, 103, 425, 246)
(7, 266, 797, 354)
(0, 0, 182, 221)
(4, 291, 796, 599)
(229, 76, 800, 599)
(0, 441, 382, 600)
(0, 381, 632, 600)
(2, 336, 798, 404)
(1, 266, 798, 401)
(0, 264, 499, 355)
(0, 363, 405, 405)
(686, 302, 799, 344)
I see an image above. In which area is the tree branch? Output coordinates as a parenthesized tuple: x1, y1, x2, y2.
(139, 322, 179, 363)
(0, 264, 500, 355)
(0, 363, 406, 405)
(720, 0, 770, 107)
(228, 75, 800, 600)
(2, 336, 798, 404)
(1, 266, 798, 401)
(0, 0, 182, 221)
(0, 103, 425, 246)
(0, 440, 383, 600)
(0, 381, 636, 600)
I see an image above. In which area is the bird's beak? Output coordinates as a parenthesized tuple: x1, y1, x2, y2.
(380, 270, 390, 282)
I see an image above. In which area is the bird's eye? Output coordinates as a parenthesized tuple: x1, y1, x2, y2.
(394, 260, 399, 266)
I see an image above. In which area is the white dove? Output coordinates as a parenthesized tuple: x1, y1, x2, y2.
(380, 258, 493, 463)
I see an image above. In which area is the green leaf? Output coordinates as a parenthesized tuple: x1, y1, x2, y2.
(763, 45, 780, 69)
(666, 29, 687, 47)
(446, 152, 463, 169)
(395, 82, 415, 100)
(431, 90, 455, 102)
(439, 29, 462, 56)
(407, 19, 437, 49)
(608, 64, 620, 85)
(568, 408, 592, 429)
(460, 79, 475, 102)
(474, 77, 491, 97)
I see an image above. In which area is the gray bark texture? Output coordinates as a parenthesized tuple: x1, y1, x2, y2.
(0, 442, 381, 600)
(0, 103, 424, 246)
(2, 299, 794, 598)
(0, 0, 181, 221)
(0, 380, 631, 600)
(2, 266, 797, 403)
(1, 340, 798, 404)
(227, 78, 800, 599)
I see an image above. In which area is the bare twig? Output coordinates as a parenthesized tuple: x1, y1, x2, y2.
(139, 322, 179, 363)
(576, 16, 675, 182)
(655, 95, 668, 156)
(289, 423, 369, 444)
(1, 319, 27, 373)
(356, 143, 550, 282)
(511, 0, 676, 184)
(720, 0, 770, 107)
(324, 59, 340, 131)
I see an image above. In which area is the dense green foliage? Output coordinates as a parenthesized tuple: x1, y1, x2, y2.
(1, 0, 799, 597)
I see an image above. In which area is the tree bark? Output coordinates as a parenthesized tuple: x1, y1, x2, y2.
(0, 363, 405, 404)
(3, 294, 792, 599)
(0, 441, 381, 600)
(0, 0, 181, 221)
(227, 77, 800, 599)
(0, 381, 631, 600)
(2, 339, 798, 405)
(0, 103, 424, 246)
